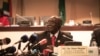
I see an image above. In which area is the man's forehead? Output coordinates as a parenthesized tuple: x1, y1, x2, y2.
(48, 17, 60, 22)
(45, 16, 62, 24)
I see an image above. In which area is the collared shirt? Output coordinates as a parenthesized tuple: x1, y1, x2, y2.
(50, 31, 59, 39)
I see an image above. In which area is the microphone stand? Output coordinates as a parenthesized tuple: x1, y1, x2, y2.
(16, 42, 25, 56)
(27, 43, 41, 56)
(27, 43, 32, 55)
(0, 45, 2, 50)
(18, 42, 21, 50)
(31, 44, 41, 56)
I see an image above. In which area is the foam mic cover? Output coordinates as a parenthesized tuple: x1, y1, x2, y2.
(29, 34, 37, 43)
(21, 35, 28, 43)
(0, 37, 11, 45)
(6, 46, 16, 53)
(0, 46, 16, 56)
(4, 37, 11, 45)
(14, 35, 28, 45)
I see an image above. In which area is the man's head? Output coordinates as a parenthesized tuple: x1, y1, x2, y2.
(45, 16, 63, 34)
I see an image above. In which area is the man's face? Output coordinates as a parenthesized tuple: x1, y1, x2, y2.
(45, 19, 60, 34)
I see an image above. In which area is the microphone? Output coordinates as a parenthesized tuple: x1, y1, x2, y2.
(0, 46, 16, 56)
(29, 33, 38, 43)
(31, 39, 47, 49)
(23, 34, 38, 51)
(14, 35, 28, 44)
(62, 34, 82, 46)
(0, 37, 11, 45)
(62, 34, 73, 41)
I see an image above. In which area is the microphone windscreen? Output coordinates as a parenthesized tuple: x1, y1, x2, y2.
(6, 46, 16, 53)
(29, 34, 37, 43)
(21, 35, 28, 43)
(31, 39, 47, 49)
(4, 38, 11, 45)
(39, 39, 47, 45)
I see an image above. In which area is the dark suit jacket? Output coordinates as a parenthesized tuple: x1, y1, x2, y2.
(36, 31, 73, 52)
(90, 28, 100, 46)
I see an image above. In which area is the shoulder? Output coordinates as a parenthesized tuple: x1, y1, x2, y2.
(60, 32, 73, 41)
(60, 31, 73, 39)
(58, 31, 73, 41)
(61, 31, 71, 35)
(93, 28, 100, 34)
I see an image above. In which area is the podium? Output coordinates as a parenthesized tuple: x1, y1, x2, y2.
(54, 46, 99, 56)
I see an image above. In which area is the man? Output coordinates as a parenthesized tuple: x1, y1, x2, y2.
(90, 28, 100, 47)
(0, 9, 10, 27)
(32, 16, 73, 56)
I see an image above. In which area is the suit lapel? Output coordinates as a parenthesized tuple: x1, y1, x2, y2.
(55, 31, 63, 46)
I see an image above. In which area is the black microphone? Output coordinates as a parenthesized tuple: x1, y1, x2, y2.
(62, 34, 73, 41)
(0, 46, 16, 56)
(31, 39, 47, 49)
(14, 35, 28, 44)
(23, 33, 38, 51)
(0, 37, 11, 45)
(29, 33, 38, 43)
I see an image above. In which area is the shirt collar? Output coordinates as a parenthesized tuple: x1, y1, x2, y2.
(50, 31, 59, 38)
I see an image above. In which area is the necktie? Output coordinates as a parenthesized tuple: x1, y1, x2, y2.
(51, 35, 56, 46)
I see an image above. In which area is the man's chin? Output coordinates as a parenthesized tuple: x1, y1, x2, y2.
(46, 29, 53, 32)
